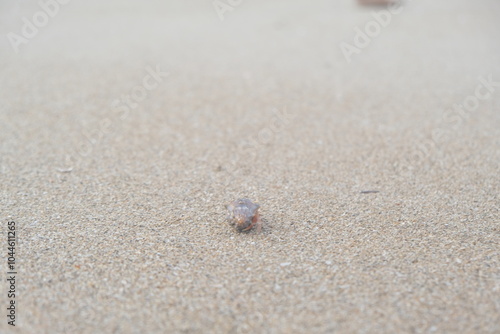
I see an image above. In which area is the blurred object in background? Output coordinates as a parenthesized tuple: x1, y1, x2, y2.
(358, 0, 399, 6)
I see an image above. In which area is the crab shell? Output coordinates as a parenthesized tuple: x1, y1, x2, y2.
(226, 198, 260, 232)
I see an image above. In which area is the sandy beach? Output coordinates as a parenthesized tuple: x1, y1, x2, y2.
(1, 0, 499, 332)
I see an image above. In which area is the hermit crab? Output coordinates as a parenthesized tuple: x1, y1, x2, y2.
(226, 198, 262, 233)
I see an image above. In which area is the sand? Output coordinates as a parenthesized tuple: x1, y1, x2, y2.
(1, 0, 499, 333)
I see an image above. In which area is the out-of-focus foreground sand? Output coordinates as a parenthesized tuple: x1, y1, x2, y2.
(0, 0, 499, 333)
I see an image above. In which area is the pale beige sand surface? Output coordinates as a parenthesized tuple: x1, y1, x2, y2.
(1, 0, 499, 333)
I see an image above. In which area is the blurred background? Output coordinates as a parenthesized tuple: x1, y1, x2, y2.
(1, 0, 498, 176)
